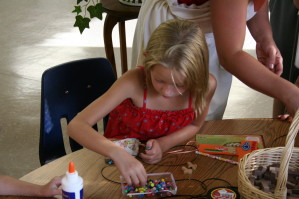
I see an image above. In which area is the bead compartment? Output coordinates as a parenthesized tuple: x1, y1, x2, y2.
(120, 172, 177, 197)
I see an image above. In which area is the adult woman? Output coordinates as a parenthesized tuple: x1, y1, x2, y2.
(132, 0, 299, 119)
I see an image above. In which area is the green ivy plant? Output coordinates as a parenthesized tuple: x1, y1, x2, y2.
(72, 0, 106, 34)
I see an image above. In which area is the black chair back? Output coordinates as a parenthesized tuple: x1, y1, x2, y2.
(39, 58, 116, 165)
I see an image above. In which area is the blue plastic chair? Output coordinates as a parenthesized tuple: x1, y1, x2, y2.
(39, 58, 116, 165)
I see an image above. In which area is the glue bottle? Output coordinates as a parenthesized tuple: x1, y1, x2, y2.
(61, 161, 84, 199)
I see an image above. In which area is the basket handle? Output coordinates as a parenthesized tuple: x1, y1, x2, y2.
(274, 108, 299, 197)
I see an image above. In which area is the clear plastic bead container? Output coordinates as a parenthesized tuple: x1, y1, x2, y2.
(121, 172, 177, 198)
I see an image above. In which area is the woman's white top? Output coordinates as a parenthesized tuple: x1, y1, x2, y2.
(131, 0, 256, 120)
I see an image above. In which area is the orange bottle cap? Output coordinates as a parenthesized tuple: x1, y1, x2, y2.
(68, 161, 76, 173)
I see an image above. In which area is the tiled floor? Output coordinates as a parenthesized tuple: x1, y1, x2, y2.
(0, 0, 273, 179)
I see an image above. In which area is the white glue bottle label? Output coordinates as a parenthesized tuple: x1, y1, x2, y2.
(62, 161, 83, 199)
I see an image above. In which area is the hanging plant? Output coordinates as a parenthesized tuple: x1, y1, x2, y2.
(72, 0, 106, 34)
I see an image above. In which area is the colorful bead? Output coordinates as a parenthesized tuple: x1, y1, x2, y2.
(123, 178, 175, 197)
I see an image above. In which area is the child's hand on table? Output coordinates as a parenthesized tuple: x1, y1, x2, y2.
(40, 176, 63, 197)
(140, 139, 163, 164)
(0, 175, 62, 197)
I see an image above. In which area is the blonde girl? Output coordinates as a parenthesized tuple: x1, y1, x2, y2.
(67, 19, 216, 186)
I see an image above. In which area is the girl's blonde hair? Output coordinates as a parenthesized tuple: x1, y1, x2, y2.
(144, 19, 209, 115)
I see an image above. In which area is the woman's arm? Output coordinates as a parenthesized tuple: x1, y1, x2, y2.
(210, 0, 299, 116)
(141, 74, 217, 164)
(247, 1, 282, 74)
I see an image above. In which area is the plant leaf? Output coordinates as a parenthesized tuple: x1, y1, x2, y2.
(74, 15, 91, 34)
(72, 6, 82, 15)
(87, 3, 105, 20)
(77, 0, 83, 4)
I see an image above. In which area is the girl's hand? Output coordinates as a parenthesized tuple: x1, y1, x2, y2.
(112, 149, 147, 186)
(140, 139, 163, 164)
(256, 42, 283, 75)
(40, 176, 62, 197)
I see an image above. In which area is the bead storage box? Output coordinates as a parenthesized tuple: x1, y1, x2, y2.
(121, 172, 177, 198)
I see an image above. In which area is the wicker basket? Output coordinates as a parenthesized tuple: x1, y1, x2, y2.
(238, 110, 299, 199)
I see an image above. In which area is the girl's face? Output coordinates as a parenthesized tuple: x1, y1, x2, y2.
(150, 64, 187, 98)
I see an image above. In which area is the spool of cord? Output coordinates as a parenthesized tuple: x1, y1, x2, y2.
(207, 187, 240, 199)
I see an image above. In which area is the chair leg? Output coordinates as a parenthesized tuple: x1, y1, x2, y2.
(119, 21, 128, 74)
(104, 14, 118, 77)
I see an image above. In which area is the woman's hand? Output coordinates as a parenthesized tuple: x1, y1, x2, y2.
(112, 148, 147, 186)
(256, 42, 283, 75)
(277, 114, 293, 122)
(140, 139, 163, 164)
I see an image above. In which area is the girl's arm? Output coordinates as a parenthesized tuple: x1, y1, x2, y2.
(67, 69, 143, 156)
(67, 69, 147, 186)
(141, 74, 217, 164)
(210, 0, 299, 117)
(0, 175, 62, 197)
